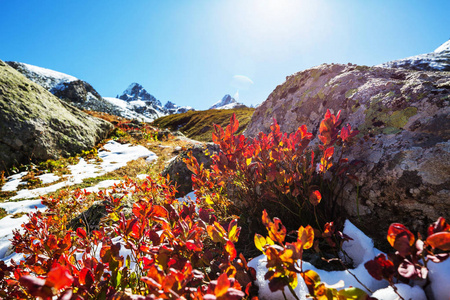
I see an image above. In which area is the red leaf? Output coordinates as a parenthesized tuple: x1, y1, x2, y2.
(364, 254, 395, 281)
(428, 217, 450, 236)
(309, 190, 322, 206)
(19, 275, 47, 296)
(46, 264, 74, 291)
(76, 227, 87, 239)
(230, 113, 239, 134)
(79, 267, 94, 288)
(387, 223, 415, 249)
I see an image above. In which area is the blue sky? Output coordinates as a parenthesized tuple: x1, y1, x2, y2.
(1, 0, 449, 110)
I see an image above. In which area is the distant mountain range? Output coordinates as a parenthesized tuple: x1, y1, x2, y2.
(5, 62, 247, 122)
(104, 83, 194, 121)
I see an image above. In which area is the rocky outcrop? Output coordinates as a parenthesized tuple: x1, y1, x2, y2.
(162, 143, 220, 196)
(6, 61, 121, 115)
(0, 60, 113, 171)
(245, 63, 450, 245)
(377, 40, 450, 71)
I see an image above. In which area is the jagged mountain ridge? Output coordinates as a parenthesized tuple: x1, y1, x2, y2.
(105, 82, 194, 121)
(5, 62, 194, 121)
(209, 94, 246, 110)
(376, 39, 450, 71)
(6, 61, 249, 122)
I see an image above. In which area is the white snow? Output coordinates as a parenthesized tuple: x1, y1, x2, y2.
(36, 173, 60, 184)
(372, 283, 427, 300)
(209, 94, 244, 110)
(19, 62, 77, 83)
(11, 62, 78, 91)
(434, 39, 450, 53)
(0, 199, 45, 215)
(6, 140, 156, 200)
(427, 258, 450, 300)
(103, 97, 154, 122)
(1, 171, 28, 192)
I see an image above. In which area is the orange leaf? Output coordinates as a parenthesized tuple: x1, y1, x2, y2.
(387, 223, 415, 248)
(215, 273, 231, 297)
(225, 240, 237, 261)
(298, 225, 314, 249)
(262, 210, 270, 227)
(426, 232, 450, 251)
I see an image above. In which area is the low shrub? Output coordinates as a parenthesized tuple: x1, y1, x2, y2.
(185, 111, 359, 239)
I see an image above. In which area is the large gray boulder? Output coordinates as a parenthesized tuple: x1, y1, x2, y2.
(245, 63, 450, 245)
(162, 143, 219, 196)
(0, 59, 113, 171)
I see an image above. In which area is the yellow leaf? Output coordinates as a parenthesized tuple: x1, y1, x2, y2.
(110, 212, 119, 222)
(254, 234, 266, 252)
(266, 236, 275, 245)
(246, 158, 252, 166)
(205, 194, 214, 205)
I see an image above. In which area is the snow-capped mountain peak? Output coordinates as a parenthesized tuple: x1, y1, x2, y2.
(210, 94, 237, 109)
(434, 39, 450, 53)
(119, 82, 161, 106)
(209, 94, 247, 110)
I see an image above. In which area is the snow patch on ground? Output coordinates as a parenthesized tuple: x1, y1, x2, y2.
(372, 283, 427, 300)
(5, 141, 156, 200)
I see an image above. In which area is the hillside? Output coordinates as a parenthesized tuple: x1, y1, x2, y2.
(151, 107, 255, 142)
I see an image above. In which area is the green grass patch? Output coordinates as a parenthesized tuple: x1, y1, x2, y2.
(151, 108, 255, 142)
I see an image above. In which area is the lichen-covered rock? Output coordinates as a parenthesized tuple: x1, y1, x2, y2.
(0, 59, 113, 171)
(245, 63, 450, 246)
(162, 143, 219, 196)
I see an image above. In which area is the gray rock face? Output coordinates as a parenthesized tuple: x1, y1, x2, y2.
(0, 60, 113, 171)
(6, 61, 121, 115)
(245, 63, 450, 244)
(164, 101, 193, 114)
(162, 143, 220, 196)
(377, 40, 450, 71)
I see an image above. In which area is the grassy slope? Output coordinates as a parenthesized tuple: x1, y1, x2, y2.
(151, 108, 255, 142)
